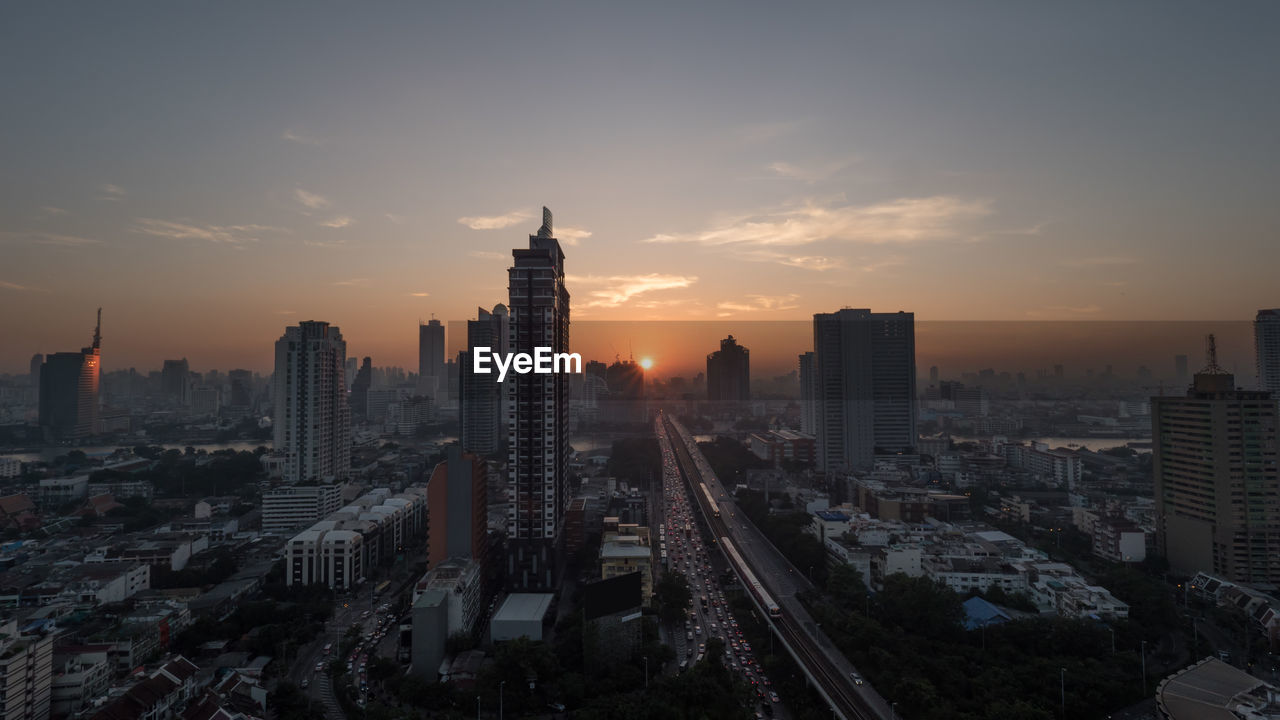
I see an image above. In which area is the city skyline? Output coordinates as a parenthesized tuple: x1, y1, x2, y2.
(5, 2, 1280, 374)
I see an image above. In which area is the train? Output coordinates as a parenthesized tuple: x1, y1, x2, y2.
(721, 537, 782, 618)
(700, 482, 720, 518)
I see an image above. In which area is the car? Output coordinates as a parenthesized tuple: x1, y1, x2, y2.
(769, 692, 780, 704)
(850, 672, 864, 685)
(547, 702, 566, 712)
(301, 679, 310, 689)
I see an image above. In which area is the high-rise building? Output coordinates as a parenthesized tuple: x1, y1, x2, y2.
(1153, 352, 1279, 584)
(0, 620, 53, 720)
(1174, 354, 1189, 387)
(262, 484, 344, 534)
(1255, 309, 1280, 394)
(929, 365, 939, 385)
(459, 305, 509, 455)
(798, 352, 817, 435)
(39, 310, 101, 442)
(426, 445, 488, 568)
(350, 356, 372, 421)
(228, 369, 254, 410)
(29, 353, 42, 404)
(505, 207, 571, 591)
(273, 321, 351, 484)
(812, 309, 916, 472)
(418, 318, 445, 397)
(706, 335, 750, 403)
(161, 358, 190, 405)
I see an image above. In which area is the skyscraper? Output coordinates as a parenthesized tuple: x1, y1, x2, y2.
(39, 310, 101, 442)
(812, 309, 916, 472)
(161, 358, 190, 405)
(799, 352, 817, 435)
(505, 207, 570, 591)
(350, 357, 372, 421)
(273, 321, 351, 484)
(228, 369, 254, 410)
(426, 444, 488, 569)
(1153, 345, 1279, 584)
(1255, 309, 1280, 394)
(418, 318, 445, 397)
(459, 304, 508, 455)
(706, 335, 750, 403)
(1174, 354, 1189, 387)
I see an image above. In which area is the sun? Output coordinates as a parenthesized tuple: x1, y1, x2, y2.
(639, 357, 654, 370)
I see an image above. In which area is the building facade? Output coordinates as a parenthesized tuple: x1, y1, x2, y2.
(39, 310, 101, 442)
(261, 485, 343, 534)
(1153, 368, 1280, 584)
(459, 305, 509, 455)
(426, 445, 488, 568)
(706, 335, 750, 404)
(272, 321, 351, 483)
(812, 309, 916, 472)
(505, 208, 571, 591)
(1256, 309, 1280, 395)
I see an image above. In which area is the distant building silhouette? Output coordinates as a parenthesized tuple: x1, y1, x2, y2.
(505, 207, 571, 591)
(1154, 355, 1279, 584)
(350, 357, 372, 421)
(29, 353, 42, 404)
(1255, 309, 1280, 394)
(459, 305, 508, 455)
(227, 369, 254, 412)
(799, 352, 817, 435)
(419, 318, 445, 398)
(812, 309, 916, 472)
(706, 334, 750, 403)
(39, 310, 102, 442)
(161, 358, 191, 405)
(273, 321, 351, 483)
(1174, 354, 1189, 387)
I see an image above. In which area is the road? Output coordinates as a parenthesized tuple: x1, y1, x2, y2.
(661, 413, 894, 720)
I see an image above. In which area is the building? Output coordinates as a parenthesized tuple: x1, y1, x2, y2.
(418, 319, 445, 398)
(600, 533, 653, 600)
(706, 335, 749, 404)
(350, 357, 372, 421)
(812, 309, 916, 473)
(191, 386, 220, 416)
(272, 321, 351, 484)
(283, 527, 364, 590)
(39, 310, 102, 442)
(582, 572, 643, 668)
(748, 430, 816, 467)
(1153, 359, 1280, 584)
(227, 369, 254, 412)
(459, 305, 509, 455)
(161, 359, 191, 405)
(426, 445, 488, 568)
(1256, 309, 1280, 395)
(799, 352, 817, 436)
(51, 647, 112, 719)
(0, 619, 53, 720)
(409, 559, 483, 681)
(489, 593, 553, 643)
(1004, 442, 1082, 490)
(261, 484, 343, 534)
(37, 475, 89, 509)
(505, 208, 571, 591)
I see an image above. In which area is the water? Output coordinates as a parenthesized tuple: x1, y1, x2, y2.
(1, 441, 269, 464)
(952, 436, 1150, 452)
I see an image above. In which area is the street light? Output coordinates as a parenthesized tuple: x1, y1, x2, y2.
(891, 701, 898, 720)
(1059, 668, 1066, 718)
(500, 680, 506, 720)
(644, 656, 649, 689)
(1141, 640, 1148, 696)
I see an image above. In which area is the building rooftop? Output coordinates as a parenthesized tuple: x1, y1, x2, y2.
(492, 593, 554, 623)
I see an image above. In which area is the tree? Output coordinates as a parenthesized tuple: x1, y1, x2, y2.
(654, 571, 692, 623)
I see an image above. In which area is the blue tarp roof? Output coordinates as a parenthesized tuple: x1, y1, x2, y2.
(962, 596, 1012, 630)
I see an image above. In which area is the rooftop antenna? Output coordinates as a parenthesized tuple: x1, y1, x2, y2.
(1202, 334, 1228, 375)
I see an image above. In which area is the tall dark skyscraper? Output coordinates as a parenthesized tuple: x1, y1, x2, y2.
(161, 358, 190, 404)
(1174, 353, 1189, 387)
(350, 357, 372, 420)
(418, 318, 445, 396)
(39, 309, 101, 441)
(505, 207, 570, 591)
(1255, 309, 1280, 394)
(460, 304, 509, 455)
(812, 309, 916, 472)
(273, 321, 351, 484)
(1153, 344, 1279, 584)
(228, 369, 254, 412)
(29, 353, 42, 404)
(706, 334, 750, 403)
(799, 352, 816, 435)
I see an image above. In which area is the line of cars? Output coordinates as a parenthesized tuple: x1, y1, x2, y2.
(657, 416, 782, 716)
(311, 602, 398, 707)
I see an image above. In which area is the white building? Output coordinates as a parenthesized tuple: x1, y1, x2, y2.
(0, 620, 53, 720)
(283, 527, 364, 590)
(261, 484, 343, 534)
(0, 457, 20, 479)
(272, 321, 351, 484)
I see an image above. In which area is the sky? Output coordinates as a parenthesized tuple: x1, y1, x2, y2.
(2, 2, 1279, 374)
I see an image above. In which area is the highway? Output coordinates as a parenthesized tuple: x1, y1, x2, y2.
(659, 412, 895, 720)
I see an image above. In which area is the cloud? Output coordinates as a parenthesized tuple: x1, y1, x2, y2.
(568, 273, 698, 308)
(294, 188, 329, 210)
(1058, 256, 1138, 268)
(458, 210, 532, 230)
(100, 183, 126, 199)
(0, 231, 102, 247)
(469, 250, 508, 261)
(134, 218, 284, 245)
(716, 294, 801, 314)
(0, 280, 30, 291)
(384, 213, 405, 224)
(282, 128, 323, 145)
(556, 226, 592, 245)
(738, 249, 845, 271)
(408, 292, 430, 297)
(318, 216, 354, 229)
(275, 310, 297, 315)
(766, 155, 858, 183)
(40, 206, 69, 216)
(644, 197, 991, 250)
(1027, 304, 1104, 317)
(333, 278, 368, 286)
